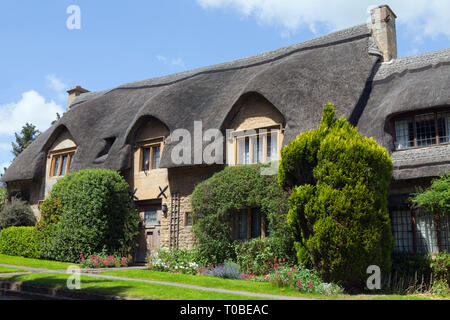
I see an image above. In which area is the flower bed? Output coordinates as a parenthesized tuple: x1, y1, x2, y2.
(147, 249, 200, 275)
(80, 253, 132, 268)
(260, 258, 343, 295)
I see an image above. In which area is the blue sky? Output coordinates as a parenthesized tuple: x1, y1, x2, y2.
(1, 0, 449, 171)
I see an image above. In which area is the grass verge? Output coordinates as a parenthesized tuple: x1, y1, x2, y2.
(0, 254, 77, 270)
(1, 273, 267, 300)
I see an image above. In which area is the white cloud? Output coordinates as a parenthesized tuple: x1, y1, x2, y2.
(0, 90, 64, 135)
(171, 58, 186, 68)
(45, 74, 68, 102)
(156, 55, 168, 63)
(156, 55, 186, 68)
(196, 0, 450, 39)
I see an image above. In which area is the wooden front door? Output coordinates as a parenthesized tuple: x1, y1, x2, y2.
(135, 201, 162, 263)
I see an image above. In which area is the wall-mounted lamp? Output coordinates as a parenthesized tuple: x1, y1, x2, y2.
(162, 203, 168, 218)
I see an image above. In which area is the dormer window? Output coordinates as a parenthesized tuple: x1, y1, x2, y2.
(140, 139, 163, 172)
(50, 149, 75, 177)
(393, 109, 450, 150)
(234, 128, 281, 165)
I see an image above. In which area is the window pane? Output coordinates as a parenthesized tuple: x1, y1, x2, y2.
(68, 154, 73, 171)
(237, 137, 249, 165)
(152, 146, 161, 169)
(437, 112, 450, 144)
(267, 132, 278, 161)
(185, 213, 192, 226)
(144, 209, 157, 224)
(238, 210, 248, 240)
(415, 209, 439, 254)
(142, 148, 150, 171)
(251, 208, 261, 238)
(53, 156, 60, 177)
(391, 209, 414, 253)
(60, 155, 68, 176)
(438, 213, 450, 252)
(395, 119, 414, 150)
(251, 136, 263, 164)
(416, 114, 437, 147)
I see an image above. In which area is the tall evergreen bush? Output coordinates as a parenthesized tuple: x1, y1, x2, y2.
(279, 103, 394, 289)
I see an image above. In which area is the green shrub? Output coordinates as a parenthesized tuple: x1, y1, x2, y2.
(235, 237, 296, 276)
(43, 169, 140, 263)
(0, 226, 41, 259)
(431, 252, 450, 284)
(35, 197, 63, 259)
(411, 174, 449, 214)
(190, 163, 292, 265)
(279, 104, 394, 290)
(0, 198, 36, 231)
(431, 279, 450, 296)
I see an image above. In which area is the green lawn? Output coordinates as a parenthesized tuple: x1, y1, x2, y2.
(101, 269, 441, 301)
(1, 272, 266, 300)
(102, 269, 320, 299)
(0, 254, 77, 270)
(0, 265, 26, 273)
(0, 255, 446, 300)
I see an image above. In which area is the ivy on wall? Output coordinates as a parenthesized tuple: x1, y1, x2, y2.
(190, 163, 292, 265)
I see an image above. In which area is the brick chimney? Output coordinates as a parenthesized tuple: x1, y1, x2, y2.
(67, 85, 89, 110)
(369, 5, 398, 62)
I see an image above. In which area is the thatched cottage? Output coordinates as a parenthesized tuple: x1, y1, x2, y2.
(2, 5, 449, 262)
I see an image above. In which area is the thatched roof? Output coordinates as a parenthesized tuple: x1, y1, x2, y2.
(3, 24, 449, 184)
(358, 48, 450, 180)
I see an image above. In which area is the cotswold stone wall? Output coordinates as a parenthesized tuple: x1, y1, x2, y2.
(160, 165, 224, 250)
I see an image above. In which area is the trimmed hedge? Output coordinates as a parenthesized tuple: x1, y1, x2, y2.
(0, 226, 41, 259)
(279, 104, 394, 290)
(190, 163, 292, 265)
(41, 169, 140, 263)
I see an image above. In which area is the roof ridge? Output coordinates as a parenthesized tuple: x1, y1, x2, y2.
(374, 48, 450, 81)
(70, 24, 370, 107)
